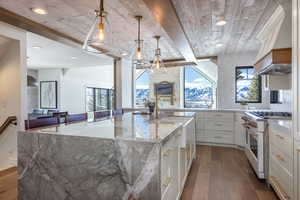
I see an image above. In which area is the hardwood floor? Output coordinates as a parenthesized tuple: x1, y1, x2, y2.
(0, 146, 279, 200)
(0, 167, 17, 200)
(181, 146, 279, 200)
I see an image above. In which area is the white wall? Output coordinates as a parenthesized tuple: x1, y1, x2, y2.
(121, 59, 133, 108)
(0, 22, 27, 128)
(218, 52, 270, 110)
(0, 22, 27, 170)
(149, 67, 182, 108)
(61, 66, 113, 114)
(38, 66, 114, 114)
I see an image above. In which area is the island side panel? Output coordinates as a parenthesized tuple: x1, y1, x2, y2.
(18, 132, 161, 200)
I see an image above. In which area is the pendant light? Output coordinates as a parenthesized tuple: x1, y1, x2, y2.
(83, 0, 112, 54)
(132, 16, 148, 67)
(152, 35, 166, 72)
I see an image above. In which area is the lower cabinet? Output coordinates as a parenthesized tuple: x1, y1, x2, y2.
(196, 111, 235, 145)
(294, 140, 300, 200)
(161, 118, 196, 200)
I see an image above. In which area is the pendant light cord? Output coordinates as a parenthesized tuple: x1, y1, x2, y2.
(138, 17, 141, 42)
(100, 0, 104, 13)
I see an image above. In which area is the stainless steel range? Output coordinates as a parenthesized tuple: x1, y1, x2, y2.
(242, 111, 291, 179)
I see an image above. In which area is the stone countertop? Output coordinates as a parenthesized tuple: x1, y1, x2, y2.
(22, 112, 195, 143)
(124, 107, 259, 113)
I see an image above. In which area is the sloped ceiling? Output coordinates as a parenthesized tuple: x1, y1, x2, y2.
(0, 0, 282, 59)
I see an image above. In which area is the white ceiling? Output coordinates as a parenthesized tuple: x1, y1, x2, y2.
(27, 32, 114, 69)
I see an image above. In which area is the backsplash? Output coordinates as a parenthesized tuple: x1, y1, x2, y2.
(270, 90, 292, 112)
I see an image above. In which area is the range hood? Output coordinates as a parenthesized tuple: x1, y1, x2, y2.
(254, 5, 292, 75)
(254, 48, 291, 75)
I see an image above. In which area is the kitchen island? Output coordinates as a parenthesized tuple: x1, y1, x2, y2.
(18, 112, 196, 200)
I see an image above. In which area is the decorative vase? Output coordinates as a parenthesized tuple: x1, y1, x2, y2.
(148, 105, 155, 113)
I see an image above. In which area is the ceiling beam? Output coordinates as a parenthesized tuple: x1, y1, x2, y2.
(0, 7, 120, 60)
(137, 61, 197, 69)
(142, 0, 197, 63)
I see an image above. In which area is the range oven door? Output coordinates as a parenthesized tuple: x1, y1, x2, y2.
(245, 127, 265, 179)
(249, 131, 258, 159)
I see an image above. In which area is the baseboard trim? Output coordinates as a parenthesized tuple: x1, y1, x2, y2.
(196, 142, 245, 150)
(0, 166, 17, 177)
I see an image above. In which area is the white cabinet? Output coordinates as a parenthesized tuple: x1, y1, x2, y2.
(161, 117, 196, 200)
(269, 122, 293, 200)
(294, 140, 300, 200)
(235, 113, 246, 147)
(196, 111, 234, 145)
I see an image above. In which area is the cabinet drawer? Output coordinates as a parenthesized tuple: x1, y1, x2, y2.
(205, 112, 234, 121)
(270, 129, 292, 157)
(196, 132, 206, 142)
(205, 120, 233, 131)
(270, 156, 292, 199)
(205, 130, 234, 144)
(270, 144, 292, 174)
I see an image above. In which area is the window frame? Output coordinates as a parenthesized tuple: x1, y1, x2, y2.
(135, 69, 150, 108)
(183, 67, 215, 108)
(235, 66, 262, 104)
(86, 87, 112, 112)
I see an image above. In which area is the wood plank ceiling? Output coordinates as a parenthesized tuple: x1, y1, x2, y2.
(0, 0, 281, 60)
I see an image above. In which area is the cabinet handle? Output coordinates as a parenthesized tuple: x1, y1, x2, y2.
(276, 135, 284, 140)
(276, 154, 285, 162)
(163, 149, 171, 157)
(162, 177, 172, 188)
(215, 124, 223, 126)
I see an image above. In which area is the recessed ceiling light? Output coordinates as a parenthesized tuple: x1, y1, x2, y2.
(31, 7, 47, 15)
(71, 56, 78, 59)
(216, 20, 227, 26)
(32, 46, 42, 49)
(216, 43, 223, 47)
(121, 52, 128, 56)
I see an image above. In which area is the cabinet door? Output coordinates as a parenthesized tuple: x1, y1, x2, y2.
(295, 140, 300, 200)
(235, 113, 246, 147)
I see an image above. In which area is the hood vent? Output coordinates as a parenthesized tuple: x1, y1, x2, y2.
(254, 5, 292, 75)
(254, 48, 291, 75)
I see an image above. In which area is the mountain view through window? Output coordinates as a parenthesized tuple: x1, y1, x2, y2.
(136, 70, 150, 107)
(184, 67, 214, 108)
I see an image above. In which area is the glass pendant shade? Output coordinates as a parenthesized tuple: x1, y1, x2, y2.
(83, 1, 112, 54)
(151, 36, 167, 73)
(132, 16, 149, 68)
(132, 40, 149, 67)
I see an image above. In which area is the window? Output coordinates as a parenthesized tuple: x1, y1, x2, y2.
(184, 67, 215, 108)
(86, 87, 113, 112)
(136, 70, 150, 107)
(235, 66, 262, 103)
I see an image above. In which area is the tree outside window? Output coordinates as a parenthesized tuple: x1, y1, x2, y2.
(235, 66, 262, 103)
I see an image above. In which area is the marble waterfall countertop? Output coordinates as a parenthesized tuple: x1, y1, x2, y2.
(18, 112, 196, 200)
(23, 112, 195, 143)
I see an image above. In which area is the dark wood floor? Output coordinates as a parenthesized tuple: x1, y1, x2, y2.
(0, 146, 279, 200)
(181, 145, 279, 200)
